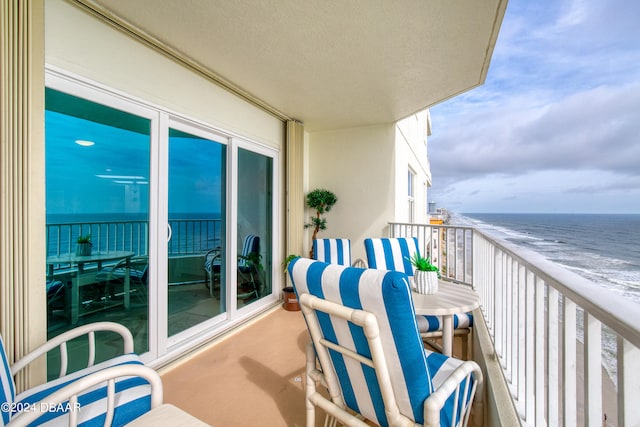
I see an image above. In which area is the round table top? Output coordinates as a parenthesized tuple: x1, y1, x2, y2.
(411, 280, 480, 316)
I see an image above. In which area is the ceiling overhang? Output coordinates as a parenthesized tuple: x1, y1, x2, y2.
(78, 0, 507, 132)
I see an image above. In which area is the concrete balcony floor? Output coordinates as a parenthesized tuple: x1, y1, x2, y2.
(159, 305, 474, 426)
(161, 306, 312, 426)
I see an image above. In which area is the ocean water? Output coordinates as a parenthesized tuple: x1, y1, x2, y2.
(454, 213, 640, 305)
(452, 213, 640, 388)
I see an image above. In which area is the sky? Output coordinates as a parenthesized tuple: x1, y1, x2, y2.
(428, 0, 640, 214)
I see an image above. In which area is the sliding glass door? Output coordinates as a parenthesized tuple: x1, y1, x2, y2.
(45, 87, 153, 374)
(45, 72, 279, 370)
(167, 127, 227, 337)
(237, 147, 273, 307)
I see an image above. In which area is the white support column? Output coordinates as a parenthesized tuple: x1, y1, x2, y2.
(0, 0, 46, 390)
(285, 120, 305, 261)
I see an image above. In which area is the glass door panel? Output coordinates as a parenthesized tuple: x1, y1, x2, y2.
(237, 148, 272, 307)
(45, 88, 151, 376)
(167, 128, 226, 336)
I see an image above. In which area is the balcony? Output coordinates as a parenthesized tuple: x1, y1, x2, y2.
(45, 219, 640, 425)
(158, 222, 639, 426)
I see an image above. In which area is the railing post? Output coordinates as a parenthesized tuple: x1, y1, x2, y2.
(584, 312, 602, 427)
(563, 297, 577, 426)
(618, 337, 640, 426)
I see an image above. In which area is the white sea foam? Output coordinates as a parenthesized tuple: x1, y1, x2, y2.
(456, 212, 640, 387)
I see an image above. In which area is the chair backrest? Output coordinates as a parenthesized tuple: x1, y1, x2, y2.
(238, 234, 260, 268)
(312, 238, 351, 266)
(288, 258, 433, 426)
(364, 237, 420, 277)
(0, 335, 16, 425)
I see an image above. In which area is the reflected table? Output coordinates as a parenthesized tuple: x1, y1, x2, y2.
(46, 251, 134, 324)
(411, 281, 480, 356)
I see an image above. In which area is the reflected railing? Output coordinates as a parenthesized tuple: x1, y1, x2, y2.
(389, 221, 640, 426)
(46, 218, 222, 273)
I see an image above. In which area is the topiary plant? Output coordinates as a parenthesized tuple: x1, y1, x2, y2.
(304, 189, 338, 258)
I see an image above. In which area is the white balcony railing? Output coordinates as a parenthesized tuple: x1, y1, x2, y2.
(390, 222, 640, 426)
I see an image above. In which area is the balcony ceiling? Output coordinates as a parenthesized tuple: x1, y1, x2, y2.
(85, 0, 506, 131)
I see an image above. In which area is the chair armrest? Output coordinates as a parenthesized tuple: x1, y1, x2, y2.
(11, 322, 134, 378)
(7, 364, 163, 427)
(423, 360, 483, 427)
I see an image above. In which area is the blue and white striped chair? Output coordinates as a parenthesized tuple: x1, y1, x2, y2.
(204, 234, 260, 299)
(364, 237, 473, 356)
(1, 322, 161, 426)
(288, 258, 482, 427)
(312, 238, 367, 267)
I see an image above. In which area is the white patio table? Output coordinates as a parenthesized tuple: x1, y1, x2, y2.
(46, 251, 135, 324)
(411, 280, 480, 357)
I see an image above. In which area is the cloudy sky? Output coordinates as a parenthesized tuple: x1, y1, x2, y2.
(428, 0, 640, 214)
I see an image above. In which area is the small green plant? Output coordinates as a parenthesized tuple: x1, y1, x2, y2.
(77, 234, 92, 244)
(282, 254, 300, 272)
(407, 253, 440, 277)
(304, 189, 338, 258)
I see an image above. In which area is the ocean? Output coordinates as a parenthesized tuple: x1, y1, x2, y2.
(453, 213, 640, 387)
(453, 213, 640, 305)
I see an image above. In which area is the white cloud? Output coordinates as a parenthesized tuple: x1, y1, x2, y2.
(428, 0, 640, 213)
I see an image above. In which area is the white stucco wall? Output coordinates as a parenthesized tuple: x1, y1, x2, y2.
(395, 111, 432, 224)
(45, 0, 284, 148)
(307, 125, 395, 262)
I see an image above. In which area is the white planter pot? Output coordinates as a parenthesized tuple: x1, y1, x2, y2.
(414, 270, 439, 294)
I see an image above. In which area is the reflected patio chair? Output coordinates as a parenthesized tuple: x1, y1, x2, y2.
(204, 234, 260, 300)
(288, 258, 482, 427)
(364, 237, 473, 357)
(96, 255, 149, 305)
(312, 238, 367, 267)
(46, 279, 66, 315)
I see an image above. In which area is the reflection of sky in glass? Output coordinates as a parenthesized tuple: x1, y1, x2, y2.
(46, 110, 223, 218)
(46, 110, 150, 216)
(169, 133, 223, 217)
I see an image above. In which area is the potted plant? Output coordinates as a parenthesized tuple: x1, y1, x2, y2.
(76, 234, 92, 256)
(281, 254, 301, 311)
(304, 189, 338, 258)
(408, 253, 440, 294)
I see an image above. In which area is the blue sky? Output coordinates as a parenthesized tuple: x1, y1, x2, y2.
(428, 0, 640, 214)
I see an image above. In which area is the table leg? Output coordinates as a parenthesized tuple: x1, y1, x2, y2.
(442, 315, 453, 357)
(70, 267, 81, 324)
(124, 257, 130, 309)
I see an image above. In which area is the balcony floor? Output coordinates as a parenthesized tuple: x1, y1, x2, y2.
(161, 306, 312, 426)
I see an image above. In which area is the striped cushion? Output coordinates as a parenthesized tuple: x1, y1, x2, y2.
(364, 237, 419, 276)
(289, 258, 475, 427)
(312, 239, 351, 266)
(238, 234, 259, 269)
(425, 351, 475, 427)
(1, 335, 16, 426)
(365, 237, 473, 333)
(416, 313, 474, 333)
(14, 354, 150, 426)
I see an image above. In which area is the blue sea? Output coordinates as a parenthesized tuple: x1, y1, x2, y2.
(453, 213, 640, 305)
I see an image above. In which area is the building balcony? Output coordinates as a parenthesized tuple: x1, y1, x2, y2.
(44, 219, 640, 425)
(158, 222, 638, 426)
